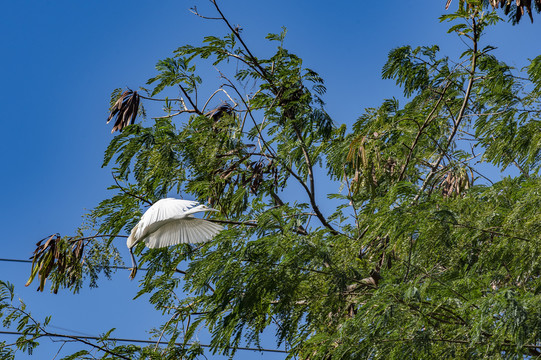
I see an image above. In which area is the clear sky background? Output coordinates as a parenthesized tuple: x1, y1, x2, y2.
(1, 1, 539, 359)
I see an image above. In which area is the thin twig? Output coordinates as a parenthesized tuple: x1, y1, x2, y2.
(291, 123, 338, 235)
(139, 95, 184, 102)
(343, 165, 361, 235)
(398, 81, 451, 181)
(189, 6, 221, 20)
(210, 0, 278, 93)
(112, 173, 153, 206)
(202, 87, 238, 113)
(153, 109, 199, 119)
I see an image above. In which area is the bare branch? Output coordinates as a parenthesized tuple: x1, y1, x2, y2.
(202, 87, 238, 113)
(178, 84, 202, 115)
(189, 6, 221, 20)
(210, 0, 278, 92)
(153, 109, 199, 119)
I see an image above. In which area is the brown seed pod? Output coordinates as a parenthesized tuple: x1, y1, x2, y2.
(107, 90, 141, 133)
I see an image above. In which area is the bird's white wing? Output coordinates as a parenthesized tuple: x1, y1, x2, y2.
(134, 198, 199, 240)
(144, 218, 223, 249)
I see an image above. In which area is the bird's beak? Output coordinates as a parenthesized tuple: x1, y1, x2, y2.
(129, 247, 138, 279)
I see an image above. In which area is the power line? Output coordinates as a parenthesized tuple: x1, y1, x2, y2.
(0, 330, 288, 354)
(0, 258, 32, 264)
(0, 258, 141, 271)
(0, 258, 289, 354)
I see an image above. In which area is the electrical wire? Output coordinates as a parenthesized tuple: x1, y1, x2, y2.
(0, 258, 143, 271)
(0, 330, 288, 354)
(0, 258, 289, 354)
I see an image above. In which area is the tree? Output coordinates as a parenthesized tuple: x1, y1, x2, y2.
(3, 1, 541, 359)
(445, 0, 541, 23)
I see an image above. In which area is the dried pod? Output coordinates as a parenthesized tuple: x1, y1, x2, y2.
(26, 234, 85, 293)
(446, 0, 540, 22)
(107, 90, 140, 133)
(437, 166, 473, 198)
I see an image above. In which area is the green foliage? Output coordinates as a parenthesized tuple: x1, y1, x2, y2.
(148, 57, 201, 96)
(6, 3, 541, 359)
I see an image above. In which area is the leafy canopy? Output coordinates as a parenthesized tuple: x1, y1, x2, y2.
(4, 2, 541, 359)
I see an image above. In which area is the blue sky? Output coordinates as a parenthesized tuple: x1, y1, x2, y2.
(1, 1, 539, 358)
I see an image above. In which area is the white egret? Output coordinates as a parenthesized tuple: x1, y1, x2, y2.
(127, 198, 223, 278)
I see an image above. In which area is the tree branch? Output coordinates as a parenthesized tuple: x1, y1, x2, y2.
(112, 173, 153, 206)
(413, 17, 479, 203)
(291, 123, 338, 235)
(178, 84, 202, 115)
(210, 0, 279, 93)
(398, 81, 451, 181)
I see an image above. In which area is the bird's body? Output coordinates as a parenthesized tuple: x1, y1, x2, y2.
(126, 198, 222, 278)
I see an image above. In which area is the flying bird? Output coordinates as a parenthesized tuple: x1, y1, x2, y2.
(127, 198, 223, 278)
